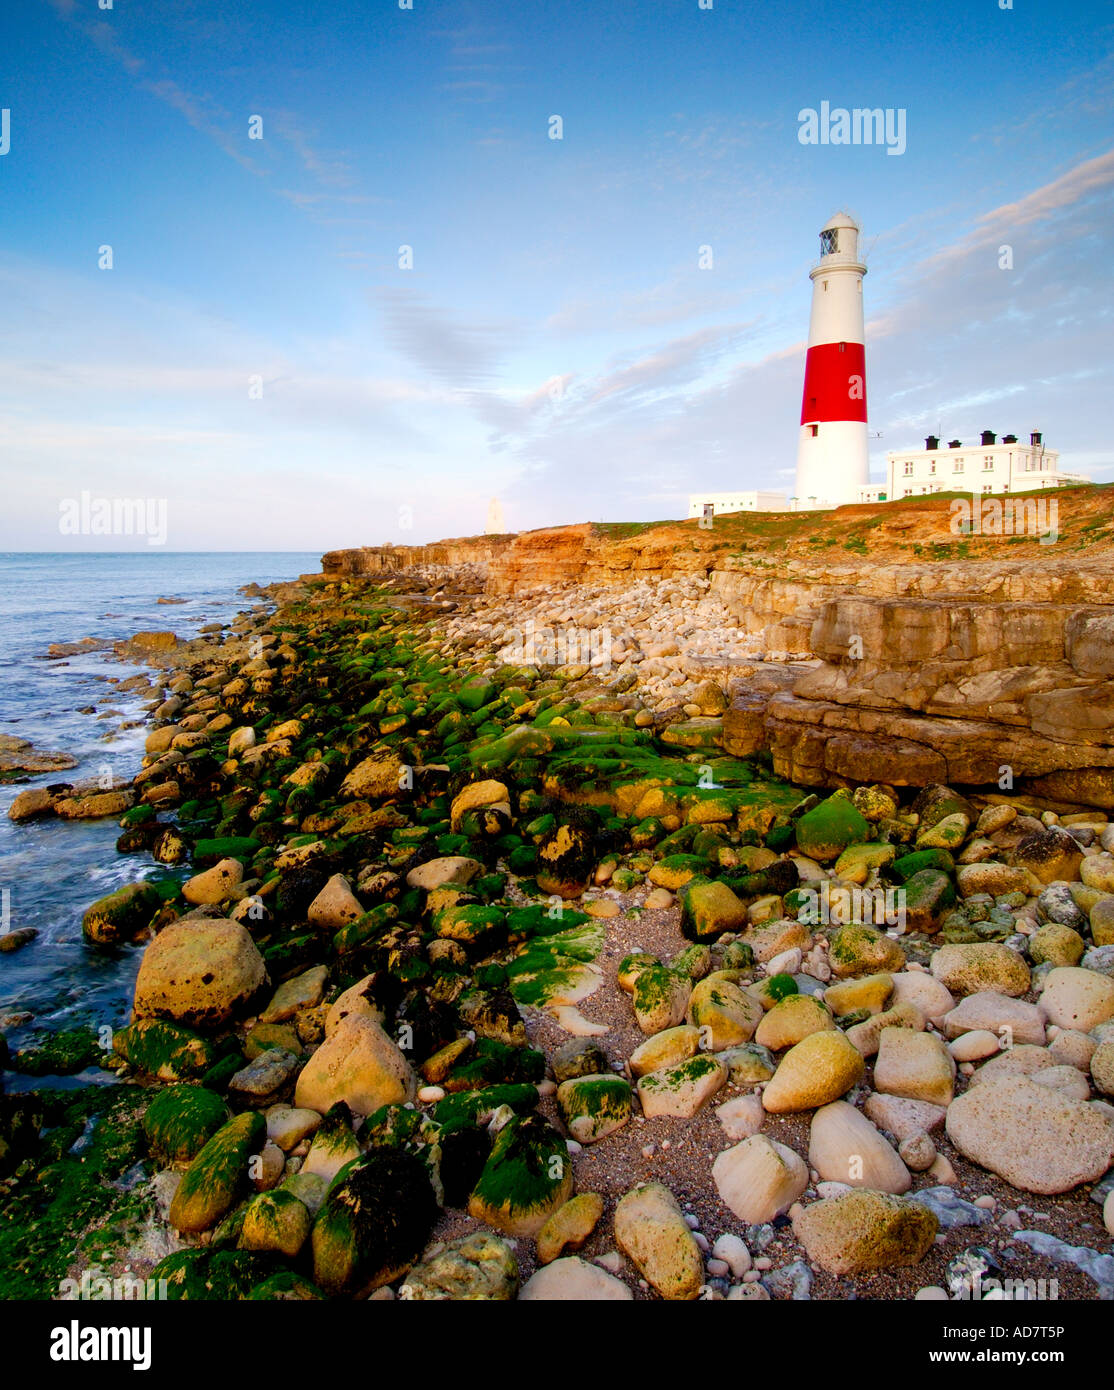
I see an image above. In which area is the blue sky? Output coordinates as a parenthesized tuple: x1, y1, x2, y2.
(1, 0, 1111, 549)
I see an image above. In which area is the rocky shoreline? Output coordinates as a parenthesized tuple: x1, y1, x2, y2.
(2, 559, 1114, 1302)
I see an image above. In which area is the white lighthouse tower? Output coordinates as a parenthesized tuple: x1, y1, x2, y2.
(795, 212, 869, 508)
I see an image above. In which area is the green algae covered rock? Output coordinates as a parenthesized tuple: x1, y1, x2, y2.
(246, 1270, 325, 1300)
(467, 1114, 574, 1237)
(431, 1084, 540, 1128)
(239, 1187, 312, 1257)
(112, 1018, 219, 1081)
(827, 923, 907, 979)
(902, 867, 956, 933)
(142, 1084, 229, 1164)
(890, 847, 956, 881)
(191, 836, 262, 865)
(632, 963, 692, 1034)
(556, 1073, 632, 1144)
(794, 794, 870, 862)
(311, 1150, 439, 1297)
(680, 877, 749, 941)
(169, 1111, 266, 1234)
(151, 1247, 279, 1300)
(81, 881, 161, 944)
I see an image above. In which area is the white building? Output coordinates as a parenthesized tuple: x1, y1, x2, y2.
(879, 431, 1087, 500)
(687, 490, 789, 520)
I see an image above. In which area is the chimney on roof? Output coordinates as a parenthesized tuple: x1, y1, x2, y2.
(1003, 434, 1017, 443)
(948, 439, 962, 449)
(980, 430, 996, 446)
(925, 435, 939, 450)
(1030, 430, 1042, 446)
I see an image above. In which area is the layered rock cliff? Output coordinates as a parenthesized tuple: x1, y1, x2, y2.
(320, 487, 1114, 807)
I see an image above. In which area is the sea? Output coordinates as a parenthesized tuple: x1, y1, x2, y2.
(0, 552, 318, 1084)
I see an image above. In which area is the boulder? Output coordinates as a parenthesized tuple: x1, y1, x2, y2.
(827, 924, 906, 979)
(1038, 966, 1114, 1032)
(632, 966, 691, 1035)
(518, 1257, 632, 1301)
(294, 1014, 416, 1116)
(133, 919, 267, 1029)
(536, 1193, 605, 1265)
(791, 1191, 938, 1274)
(556, 1074, 632, 1144)
(628, 1025, 700, 1079)
(930, 943, 1030, 998)
(637, 1053, 727, 1119)
(312, 1150, 438, 1296)
(680, 879, 749, 940)
(863, 1093, 947, 1142)
(686, 976, 762, 1049)
(406, 856, 483, 891)
(941, 992, 1045, 1046)
(945, 1075, 1114, 1193)
(754, 993, 836, 1050)
(794, 795, 871, 862)
(467, 1115, 574, 1237)
(307, 874, 364, 929)
(169, 1112, 265, 1234)
(450, 780, 510, 831)
(873, 1028, 955, 1107)
(712, 1134, 809, 1222)
(808, 1100, 911, 1193)
(613, 1182, 703, 1301)
(761, 1030, 865, 1113)
(81, 882, 161, 945)
(182, 858, 243, 906)
(399, 1232, 518, 1300)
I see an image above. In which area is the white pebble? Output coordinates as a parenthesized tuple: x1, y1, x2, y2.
(693, 1232, 710, 1253)
(536, 1079, 557, 1096)
(754, 1256, 772, 1271)
(417, 1085, 445, 1103)
(595, 1251, 624, 1274)
(974, 1195, 997, 1211)
(706, 1258, 729, 1277)
(566, 1139, 582, 1155)
(712, 1233, 751, 1278)
(641, 1144, 655, 1159)
(915, 1286, 949, 1300)
(684, 1212, 700, 1229)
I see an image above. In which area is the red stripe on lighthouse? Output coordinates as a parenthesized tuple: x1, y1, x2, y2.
(799, 341, 867, 425)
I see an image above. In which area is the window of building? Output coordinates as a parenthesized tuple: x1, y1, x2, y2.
(983, 456, 994, 469)
(903, 461, 913, 475)
(983, 484, 994, 494)
(903, 488, 912, 496)
(953, 460, 964, 472)
(809, 424, 818, 437)
(929, 461, 936, 474)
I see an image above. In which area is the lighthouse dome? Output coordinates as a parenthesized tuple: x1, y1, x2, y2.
(817, 211, 862, 263)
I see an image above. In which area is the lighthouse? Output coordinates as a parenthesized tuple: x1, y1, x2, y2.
(795, 212, 869, 507)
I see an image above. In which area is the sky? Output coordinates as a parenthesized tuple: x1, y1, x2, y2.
(0, 0, 1111, 550)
